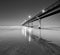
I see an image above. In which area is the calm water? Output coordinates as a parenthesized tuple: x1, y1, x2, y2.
(32, 28, 60, 46)
(0, 26, 60, 46)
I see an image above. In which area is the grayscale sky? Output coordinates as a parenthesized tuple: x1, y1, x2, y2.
(0, 0, 60, 27)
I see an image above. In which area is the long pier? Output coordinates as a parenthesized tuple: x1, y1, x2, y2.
(21, 0, 60, 40)
(22, 0, 60, 25)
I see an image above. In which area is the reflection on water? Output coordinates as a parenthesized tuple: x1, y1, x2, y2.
(0, 26, 60, 46)
(32, 28, 60, 46)
(41, 29, 60, 45)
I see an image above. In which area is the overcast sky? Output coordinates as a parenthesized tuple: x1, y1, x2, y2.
(0, 0, 60, 27)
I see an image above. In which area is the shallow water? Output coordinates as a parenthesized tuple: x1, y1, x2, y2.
(32, 28, 60, 46)
(0, 26, 60, 46)
(0, 26, 60, 55)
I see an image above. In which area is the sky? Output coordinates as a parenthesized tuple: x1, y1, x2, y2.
(0, 0, 60, 27)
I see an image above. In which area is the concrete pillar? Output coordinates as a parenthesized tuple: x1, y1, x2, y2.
(39, 19, 42, 38)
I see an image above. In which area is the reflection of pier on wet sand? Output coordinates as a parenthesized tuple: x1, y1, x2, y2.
(0, 27, 60, 55)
